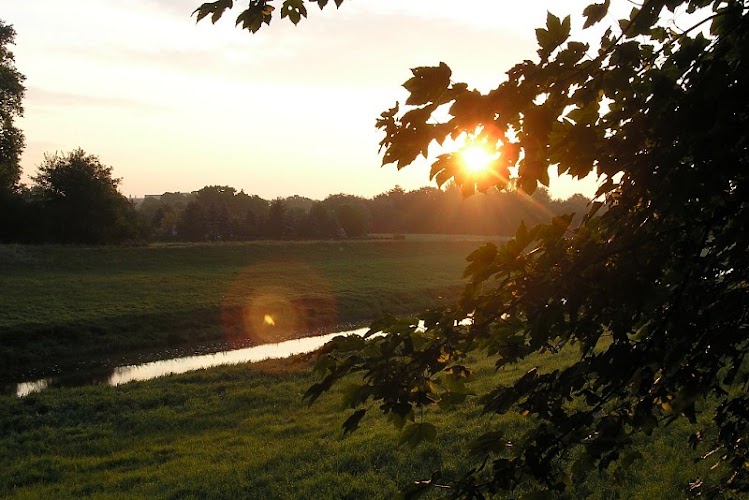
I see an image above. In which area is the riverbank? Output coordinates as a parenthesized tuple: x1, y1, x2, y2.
(0, 346, 715, 498)
(5, 326, 374, 398)
(0, 240, 483, 380)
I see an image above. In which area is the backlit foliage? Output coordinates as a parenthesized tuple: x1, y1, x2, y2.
(198, 0, 749, 496)
(0, 20, 25, 194)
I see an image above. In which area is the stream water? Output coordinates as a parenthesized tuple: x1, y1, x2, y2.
(6, 327, 369, 398)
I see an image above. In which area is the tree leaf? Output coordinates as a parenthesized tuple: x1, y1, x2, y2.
(582, 0, 610, 29)
(403, 62, 452, 106)
(281, 0, 308, 25)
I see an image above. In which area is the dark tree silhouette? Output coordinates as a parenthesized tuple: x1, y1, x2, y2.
(198, 0, 749, 496)
(137, 184, 586, 242)
(32, 149, 139, 244)
(301, 202, 340, 239)
(0, 19, 25, 195)
(178, 201, 206, 241)
(0, 19, 27, 242)
(265, 197, 288, 239)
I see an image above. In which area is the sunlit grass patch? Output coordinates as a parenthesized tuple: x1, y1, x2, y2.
(0, 351, 716, 498)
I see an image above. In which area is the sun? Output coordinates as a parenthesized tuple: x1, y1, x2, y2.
(460, 145, 495, 174)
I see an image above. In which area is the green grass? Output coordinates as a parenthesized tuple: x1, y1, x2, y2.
(0, 347, 717, 498)
(370, 233, 511, 242)
(0, 241, 720, 498)
(0, 240, 483, 377)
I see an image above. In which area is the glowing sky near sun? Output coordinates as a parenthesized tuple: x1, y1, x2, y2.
(4, 0, 603, 200)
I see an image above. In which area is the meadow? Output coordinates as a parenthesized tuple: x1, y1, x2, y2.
(0, 239, 485, 379)
(0, 345, 715, 498)
(0, 240, 718, 498)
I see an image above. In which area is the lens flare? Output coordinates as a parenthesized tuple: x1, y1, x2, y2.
(220, 260, 338, 346)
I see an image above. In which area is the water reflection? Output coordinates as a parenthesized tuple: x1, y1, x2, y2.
(16, 379, 48, 397)
(9, 327, 368, 398)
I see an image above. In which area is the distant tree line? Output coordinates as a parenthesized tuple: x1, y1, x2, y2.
(0, 21, 589, 247)
(137, 183, 589, 242)
(368, 185, 588, 236)
(137, 187, 368, 242)
(0, 146, 589, 246)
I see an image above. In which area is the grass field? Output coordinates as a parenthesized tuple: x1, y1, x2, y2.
(0, 345, 716, 498)
(0, 240, 486, 379)
(0, 241, 722, 498)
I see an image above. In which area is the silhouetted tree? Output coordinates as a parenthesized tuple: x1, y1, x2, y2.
(32, 149, 139, 244)
(234, 191, 268, 238)
(178, 201, 206, 241)
(323, 194, 370, 237)
(265, 197, 287, 239)
(0, 20, 25, 195)
(284, 194, 315, 213)
(302, 202, 340, 239)
(152, 203, 179, 239)
(198, 0, 749, 496)
(334, 204, 367, 238)
(0, 19, 27, 242)
(239, 207, 259, 239)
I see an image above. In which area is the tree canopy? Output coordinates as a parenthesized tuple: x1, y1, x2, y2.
(197, 0, 749, 496)
(0, 19, 25, 195)
(136, 184, 587, 242)
(33, 149, 140, 244)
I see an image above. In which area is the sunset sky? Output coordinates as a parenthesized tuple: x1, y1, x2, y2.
(5, 0, 603, 200)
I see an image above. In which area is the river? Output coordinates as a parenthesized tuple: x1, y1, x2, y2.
(6, 326, 369, 398)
